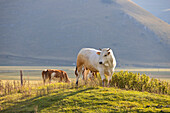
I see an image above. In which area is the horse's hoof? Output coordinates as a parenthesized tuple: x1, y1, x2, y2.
(76, 81, 78, 85)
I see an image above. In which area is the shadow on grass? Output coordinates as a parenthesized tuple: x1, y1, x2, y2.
(1, 87, 95, 113)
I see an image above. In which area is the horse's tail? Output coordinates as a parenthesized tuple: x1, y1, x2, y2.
(64, 72, 71, 83)
(75, 66, 78, 77)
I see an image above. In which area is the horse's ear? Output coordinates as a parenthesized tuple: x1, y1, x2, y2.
(107, 48, 111, 51)
(97, 52, 101, 55)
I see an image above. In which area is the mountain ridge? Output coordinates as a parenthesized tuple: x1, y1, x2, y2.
(131, 0, 170, 24)
(122, 0, 170, 43)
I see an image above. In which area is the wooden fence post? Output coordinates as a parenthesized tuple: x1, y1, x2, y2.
(20, 70, 23, 86)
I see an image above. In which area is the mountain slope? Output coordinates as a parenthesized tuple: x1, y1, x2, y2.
(0, 0, 170, 67)
(131, 0, 170, 24)
(119, 0, 170, 43)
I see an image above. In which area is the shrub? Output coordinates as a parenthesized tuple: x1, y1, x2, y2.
(111, 71, 170, 95)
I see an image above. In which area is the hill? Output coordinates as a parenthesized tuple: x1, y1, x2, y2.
(1, 84, 170, 112)
(0, 0, 170, 67)
(1, 70, 170, 112)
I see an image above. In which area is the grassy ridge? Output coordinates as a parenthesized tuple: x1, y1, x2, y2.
(0, 71, 170, 112)
(0, 84, 170, 113)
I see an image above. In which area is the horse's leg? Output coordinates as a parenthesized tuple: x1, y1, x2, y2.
(42, 71, 45, 84)
(99, 70, 105, 87)
(48, 74, 51, 84)
(107, 74, 112, 87)
(76, 72, 80, 86)
(45, 73, 48, 84)
(76, 66, 83, 86)
(84, 69, 90, 84)
(59, 76, 62, 82)
(108, 70, 114, 87)
(44, 74, 46, 84)
(82, 67, 85, 80)
(95, 72, 97, 78)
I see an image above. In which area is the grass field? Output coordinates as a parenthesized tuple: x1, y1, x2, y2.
(0, 66, 170, 112)
(0, 66, 170, 82)
(0, 81, 170, 113)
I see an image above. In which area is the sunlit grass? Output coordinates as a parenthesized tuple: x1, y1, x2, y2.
(0, 67, 170, 112)
(0, 82, 170, 113)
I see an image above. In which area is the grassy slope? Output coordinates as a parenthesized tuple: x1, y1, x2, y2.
(1, 84, 170, 113)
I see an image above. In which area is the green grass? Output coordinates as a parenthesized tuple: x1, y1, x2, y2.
(0, 67, 170, 112)
(0, 82, 170, 113)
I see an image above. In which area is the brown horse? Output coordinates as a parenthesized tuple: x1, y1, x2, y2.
(42, 69, 71, 84)
(75, 67, 98, 81)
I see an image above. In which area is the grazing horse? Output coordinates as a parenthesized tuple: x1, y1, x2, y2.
(77, 67, 98, 80)
(42, 69, 71, 84)
(75, 48, 116, 87)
